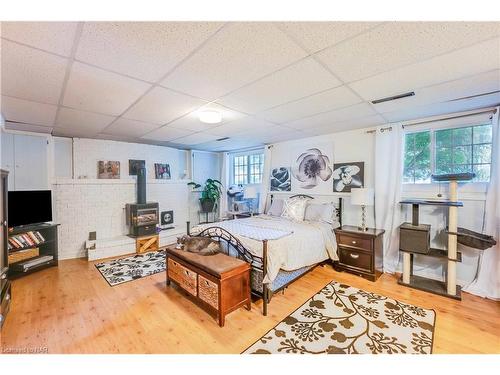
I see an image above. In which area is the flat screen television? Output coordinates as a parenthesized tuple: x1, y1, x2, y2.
(8, 190, 53, 228)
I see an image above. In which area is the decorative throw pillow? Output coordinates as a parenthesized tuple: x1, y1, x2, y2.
(304, 202, 336, 224)
(266, 198, 284, 216)
(281, 197, 309, 222)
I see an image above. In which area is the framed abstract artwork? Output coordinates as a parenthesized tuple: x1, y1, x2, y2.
(332, 162, 365, 192)
(270, 167, 291, 191)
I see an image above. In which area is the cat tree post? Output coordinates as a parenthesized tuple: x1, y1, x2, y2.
(447, 180, 458, 295)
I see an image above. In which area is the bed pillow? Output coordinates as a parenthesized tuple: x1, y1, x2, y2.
(304, 202, 336, 224)
(281, 197, 309, 222)
(266, 198, 284, 216)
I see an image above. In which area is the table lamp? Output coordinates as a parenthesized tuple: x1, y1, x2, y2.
(244, 186, 258, 214)
(350, 188, 374, 231)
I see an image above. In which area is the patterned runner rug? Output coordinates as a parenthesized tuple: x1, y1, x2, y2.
(243, 281, 436, 354)
(95, 250, 166, 286)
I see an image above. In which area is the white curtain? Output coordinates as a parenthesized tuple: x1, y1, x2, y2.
(374, 124, 404, 273)
(259, 145, 273, 213)
(219, 152, 230, 218)
(463, 108, 500, 300)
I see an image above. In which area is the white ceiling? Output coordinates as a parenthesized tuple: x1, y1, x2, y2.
(1, 21, 499, 152)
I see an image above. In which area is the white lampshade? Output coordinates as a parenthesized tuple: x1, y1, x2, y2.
(350, 188, 374, 206)
(244, 186, 258, 199)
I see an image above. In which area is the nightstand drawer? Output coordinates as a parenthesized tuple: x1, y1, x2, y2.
(338, 248, 372, 272)
(338, 234, 372, 251)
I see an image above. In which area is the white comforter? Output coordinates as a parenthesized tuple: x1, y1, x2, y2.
(191, 215, 338, 283)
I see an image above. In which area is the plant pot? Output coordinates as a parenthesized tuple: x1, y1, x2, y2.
(200, 199, 216, 213)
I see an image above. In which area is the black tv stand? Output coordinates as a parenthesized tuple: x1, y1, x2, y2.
(8, 223, 59, 279)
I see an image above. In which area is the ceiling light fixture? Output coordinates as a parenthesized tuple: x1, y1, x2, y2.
(371, 91, 415, 104)
(199, 110, 222, 124)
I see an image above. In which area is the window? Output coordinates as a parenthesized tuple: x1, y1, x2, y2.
(403, 123, 493, 183)
(232, 152, 264, 185)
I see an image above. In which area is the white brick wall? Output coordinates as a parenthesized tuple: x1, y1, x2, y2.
(73, 138, 182, 180)
(54, 138, 191, 260)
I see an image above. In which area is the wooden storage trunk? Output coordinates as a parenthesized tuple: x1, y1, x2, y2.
(400, 222, 431, 254)
(166, 247, 251, 327)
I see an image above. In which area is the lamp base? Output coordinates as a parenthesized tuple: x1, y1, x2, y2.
(357, 226, 369, 232)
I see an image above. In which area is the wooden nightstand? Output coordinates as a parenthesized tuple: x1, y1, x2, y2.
(333, 225, 385, 282)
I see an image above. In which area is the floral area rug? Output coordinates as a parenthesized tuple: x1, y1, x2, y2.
(95, 250, 165, 286)
(243, 281, 436, 354)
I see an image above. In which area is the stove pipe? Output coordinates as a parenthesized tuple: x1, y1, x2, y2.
(137, 167, 146, 204)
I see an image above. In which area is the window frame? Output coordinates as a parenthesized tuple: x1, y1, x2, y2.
(230, 150, 265, 186)
(403, 121, 493, 185)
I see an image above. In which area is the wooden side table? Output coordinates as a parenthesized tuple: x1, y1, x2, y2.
(333, 225, 385, 282)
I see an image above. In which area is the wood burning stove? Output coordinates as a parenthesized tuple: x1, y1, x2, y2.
(126, 203, 159, 237)
(126, 167, 159, 237)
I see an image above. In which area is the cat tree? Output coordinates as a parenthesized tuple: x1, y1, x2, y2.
(398, 173, 475, 300)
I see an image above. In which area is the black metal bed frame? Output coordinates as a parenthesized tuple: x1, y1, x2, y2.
(187, 194, 343, 315)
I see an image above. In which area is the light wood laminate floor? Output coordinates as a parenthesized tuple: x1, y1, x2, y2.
(1, 258, 499, 354)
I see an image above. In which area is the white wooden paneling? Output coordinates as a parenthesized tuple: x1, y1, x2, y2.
(1, 132, 15, 191)
(13, 134, 49, 190)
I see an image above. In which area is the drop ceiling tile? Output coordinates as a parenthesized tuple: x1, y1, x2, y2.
(141, 126, 193, 142)
(258, 85, 362, 124)
(237, 124, 292, 140)
(76, 22, 224, 82)
(1, 96, 57, 126)
(307, 114, 386, 136)
(161, 22, 308, 100)
(210, 116, 275, 136)
(104, 118, 160, 137)
(1, 22, 78, 56)
(173, 132, 220, 145)
(167, 103, 246, 132)
(277, 22, 382, 53)
(56, 107, 116, 133)
(218, 57, 341, 113)
(123, 86, 207, 125)
(383, 92, 500, 123)
(51, 127, 100, 138)
(63, 62, 151, 116)
(4, 121, 52, 134)
(349, 38, 500, 102)
(317, 22, 500, 83)
(265, 129, 310, 144)
(1, 40, 68, 104)
(372, 70, 500, 114)
(285, 103, 377, 130)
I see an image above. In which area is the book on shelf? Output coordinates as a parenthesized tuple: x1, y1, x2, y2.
(8, 231, 46, 250)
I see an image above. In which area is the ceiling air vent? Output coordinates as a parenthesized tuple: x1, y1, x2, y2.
(216, 137, 230, 141)
(371, 91, 415, 104)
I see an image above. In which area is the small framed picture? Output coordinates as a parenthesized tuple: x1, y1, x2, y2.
(129, 159, 145, 175)
(155, 163, 171, 179)
(98, 161, 120, 179)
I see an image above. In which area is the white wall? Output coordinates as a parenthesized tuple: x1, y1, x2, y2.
(269, 128, 375, 228)
(54, 179, 188, 260)
(53, 138, 191, 259)
(267, 126, 487, 286)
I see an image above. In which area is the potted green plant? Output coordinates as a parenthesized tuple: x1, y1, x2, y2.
(187, 178, 223, 212)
